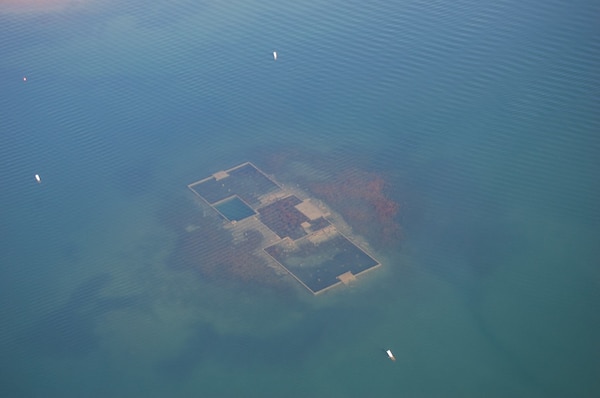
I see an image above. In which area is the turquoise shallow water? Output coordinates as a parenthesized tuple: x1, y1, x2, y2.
(1, 1, 599, 396)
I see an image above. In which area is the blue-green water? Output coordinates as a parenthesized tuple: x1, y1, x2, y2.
(214, 196, 255, 222)
(1, 1, 599, 396)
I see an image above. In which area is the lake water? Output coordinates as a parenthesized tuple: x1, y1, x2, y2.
(1, 0, 599, 396)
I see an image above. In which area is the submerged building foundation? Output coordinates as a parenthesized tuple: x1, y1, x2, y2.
(188, 162, 381, 295)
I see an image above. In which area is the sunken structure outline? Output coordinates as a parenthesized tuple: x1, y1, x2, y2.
(187, 162, 381, 295)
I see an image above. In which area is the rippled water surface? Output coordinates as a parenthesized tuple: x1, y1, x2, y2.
(1, 1, 599, 396)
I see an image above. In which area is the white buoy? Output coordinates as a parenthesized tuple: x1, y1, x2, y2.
(386, 349, 396, 361)
(35, 174, 41, 183)
(273, 51, 277, 61)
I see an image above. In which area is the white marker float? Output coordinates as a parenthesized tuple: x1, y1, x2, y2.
(386, 349, 396, 361)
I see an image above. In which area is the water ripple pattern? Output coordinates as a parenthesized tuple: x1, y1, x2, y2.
(1, 0, 599, 396)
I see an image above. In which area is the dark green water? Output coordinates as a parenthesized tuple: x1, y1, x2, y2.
(1, 0, 599, 396)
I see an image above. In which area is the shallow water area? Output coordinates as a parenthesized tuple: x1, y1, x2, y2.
(1, 0, 599, 396)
